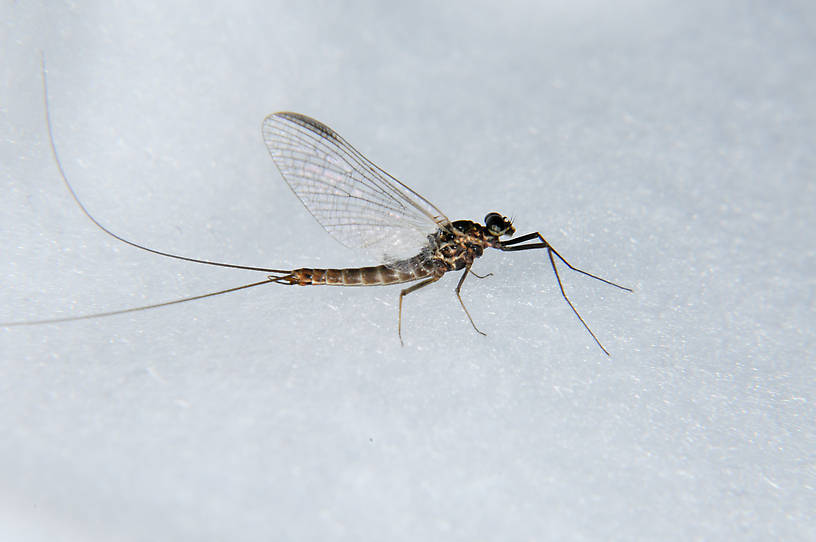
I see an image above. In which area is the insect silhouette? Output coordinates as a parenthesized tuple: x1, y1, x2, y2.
(5, 58, 632, 354)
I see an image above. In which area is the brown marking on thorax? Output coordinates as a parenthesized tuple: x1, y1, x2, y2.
(432, 220, 497, 271)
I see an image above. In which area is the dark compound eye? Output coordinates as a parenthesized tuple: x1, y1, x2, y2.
(484, 212, 513, 236)
(484, 212, 502, 226)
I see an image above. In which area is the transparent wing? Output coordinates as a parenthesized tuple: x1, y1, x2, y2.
(262, 112, 451, 262)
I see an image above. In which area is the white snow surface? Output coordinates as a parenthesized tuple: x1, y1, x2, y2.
(1, 2, 814, 540)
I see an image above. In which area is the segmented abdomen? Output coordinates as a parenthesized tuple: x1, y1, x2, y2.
(290, 264, 435, 286)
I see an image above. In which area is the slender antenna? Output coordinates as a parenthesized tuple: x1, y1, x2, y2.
(1, 277, 280, 327)
(40, 52, 287, 275)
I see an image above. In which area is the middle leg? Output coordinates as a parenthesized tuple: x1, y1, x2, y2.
(455, 264, 486, 336)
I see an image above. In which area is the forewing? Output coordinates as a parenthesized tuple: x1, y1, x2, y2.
(262, 112, 450, 261)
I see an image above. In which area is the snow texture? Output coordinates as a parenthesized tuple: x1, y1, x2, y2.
(1, 1, 814, 540)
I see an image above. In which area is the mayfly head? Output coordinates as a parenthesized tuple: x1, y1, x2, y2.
(484, 212, 515, 237)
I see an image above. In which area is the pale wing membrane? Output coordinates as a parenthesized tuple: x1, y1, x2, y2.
(262, 112, 450, 262)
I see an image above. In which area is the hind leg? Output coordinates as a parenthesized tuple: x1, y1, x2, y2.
(398, 275, 442, 346)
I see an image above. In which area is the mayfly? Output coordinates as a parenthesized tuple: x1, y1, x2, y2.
(4, 58, 632, 354)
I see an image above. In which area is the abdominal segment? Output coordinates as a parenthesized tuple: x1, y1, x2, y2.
(291, 265, 434, 286)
